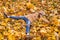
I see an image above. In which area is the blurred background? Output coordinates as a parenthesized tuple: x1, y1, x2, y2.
(0, 0, 60, 40)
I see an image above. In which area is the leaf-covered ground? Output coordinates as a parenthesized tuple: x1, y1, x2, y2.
(0, 0, 60, 40)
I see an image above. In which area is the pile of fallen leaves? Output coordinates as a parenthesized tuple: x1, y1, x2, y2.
(0, 0, 60, 40)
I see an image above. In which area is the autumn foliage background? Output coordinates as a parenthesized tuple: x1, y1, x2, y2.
(0, 0, 60, 40)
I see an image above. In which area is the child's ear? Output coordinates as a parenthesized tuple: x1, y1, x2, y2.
(38, 10, 45, 16)
(38, 13, 41, 18)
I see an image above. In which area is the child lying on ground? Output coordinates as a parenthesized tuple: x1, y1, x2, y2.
(4, 10, 50, 24)
(25, 10, 50, 23)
